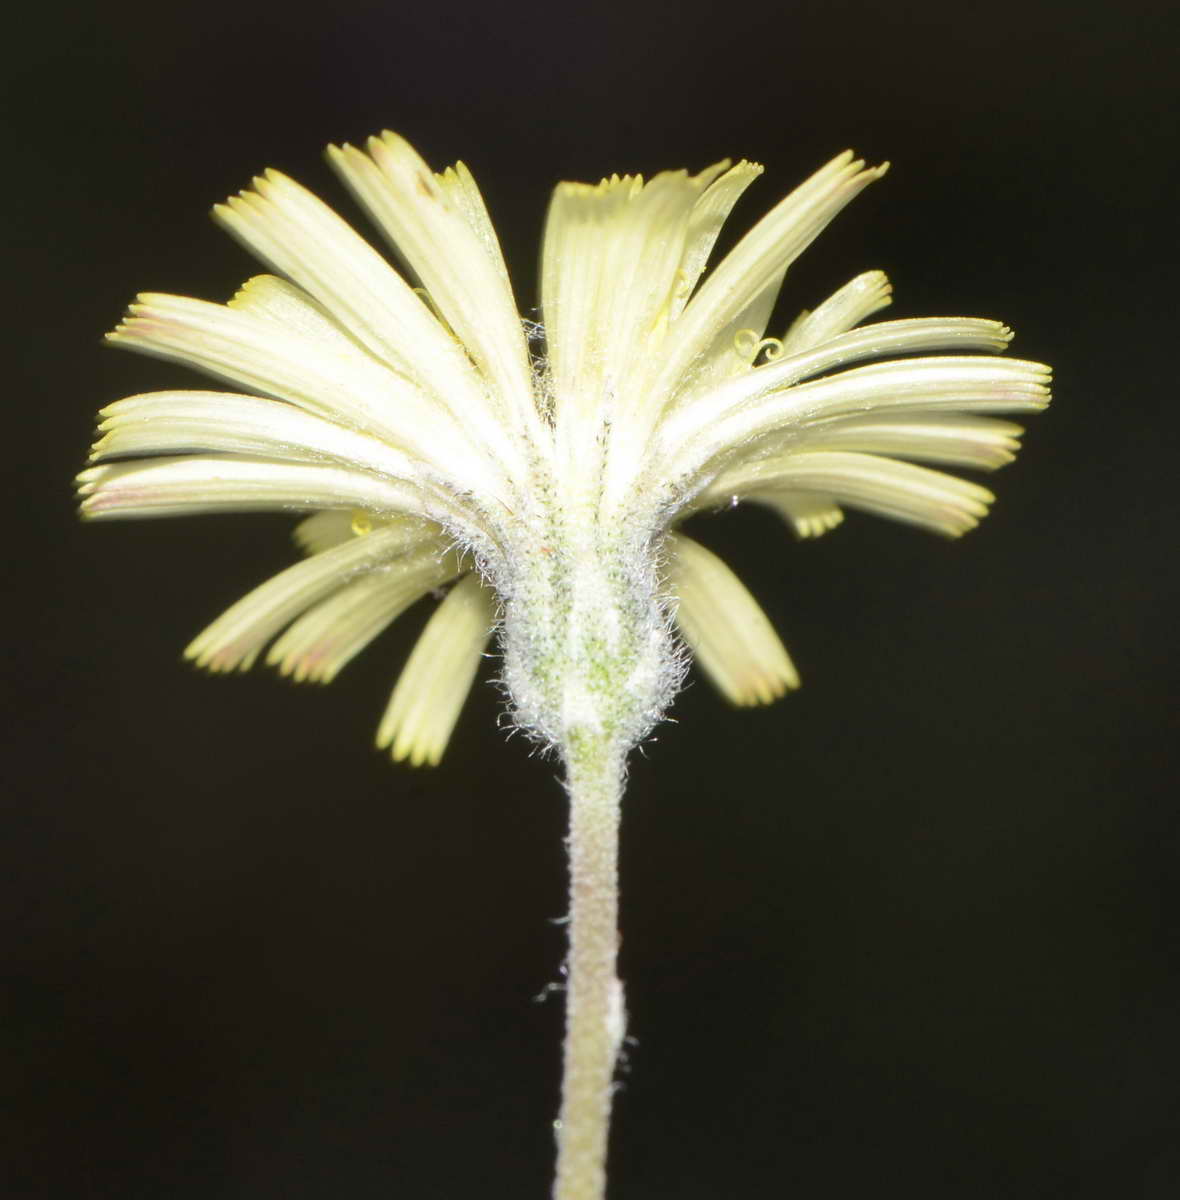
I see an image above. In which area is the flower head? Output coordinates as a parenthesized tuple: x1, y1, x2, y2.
(79, 132, 1049, 763)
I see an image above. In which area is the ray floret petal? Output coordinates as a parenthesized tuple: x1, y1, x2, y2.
(376, 571, 498, 767)
(666, 533, 799, 705)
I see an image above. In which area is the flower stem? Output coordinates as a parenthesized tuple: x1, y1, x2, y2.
(553, 731, 626, 1200)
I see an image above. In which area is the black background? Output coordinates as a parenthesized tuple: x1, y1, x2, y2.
(6, 1, 1179, 1196)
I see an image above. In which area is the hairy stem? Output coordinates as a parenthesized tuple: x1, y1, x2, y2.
(553, 732, 626, 1200)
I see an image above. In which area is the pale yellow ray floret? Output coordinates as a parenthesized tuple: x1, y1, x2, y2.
(266, 544, 463, 684)
(213, 170, 479, 393)
(287, 508, 497, 761)
(661, 321, 1021, 463)
(758, 493, 846, 540)
(666, 533, 799, 706)
(667, 356, 1050, 493)
(647, 154, 890, 418)
(183, 521, 444, 673)
(226, 273, 387, 362)
(327, 132, 541, 448)
(603, 153, 894, 506)
(212, 169, 524, 502)
(376, 572, 497, 766)
(541, 160, 750, 409)
(796, 413, 1024, 471)
(779, 269, 894, 355)
(76, 455, 424, 523)
(105, 292, 471, 487)
(706, 450, 996, 538)
(89, 389, 424, 483)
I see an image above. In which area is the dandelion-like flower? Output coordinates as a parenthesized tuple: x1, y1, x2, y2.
(78, 132, 1049, 1200)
